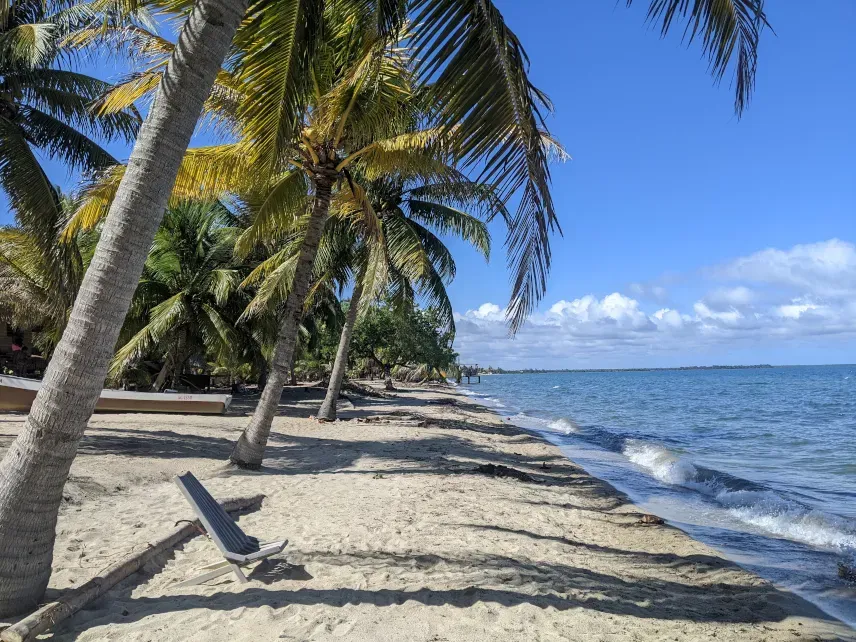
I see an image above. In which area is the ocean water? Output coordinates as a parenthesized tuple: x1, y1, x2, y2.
(459, 365, 856, 627)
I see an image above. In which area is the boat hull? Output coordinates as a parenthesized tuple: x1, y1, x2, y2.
(0, 375, 231, 415)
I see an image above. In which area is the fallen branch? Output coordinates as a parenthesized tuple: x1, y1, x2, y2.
(1, 494, 265, 642)
(342, 381, 394, 399)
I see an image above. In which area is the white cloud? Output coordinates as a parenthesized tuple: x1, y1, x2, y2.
(548, 293, 652, 330)
(454, 239, 856, 368)
(651, 308, 688, 329)
(464, 302, 505, 321)
(775, 302, 820, 319)
(628, 282, 669, 302)
(693, 301, 743, 324)
(704, 286, 754, 307)
(715, 239, 856, 296)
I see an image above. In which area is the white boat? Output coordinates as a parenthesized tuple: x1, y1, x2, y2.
(0, 375, 232, 415)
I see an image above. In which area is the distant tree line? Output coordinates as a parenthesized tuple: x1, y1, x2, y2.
(478, 365, 775, 374)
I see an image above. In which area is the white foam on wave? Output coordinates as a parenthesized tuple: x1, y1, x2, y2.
(622, 439, 856, 551)
(548, 417, 578, 435)
(552, 385, 561, 389)
(623, 439, 698, 485)
(718, 491, 856, 550)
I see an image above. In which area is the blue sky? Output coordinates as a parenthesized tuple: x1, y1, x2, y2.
(3, 1, 855, 368)
(451, 0, 856, 368)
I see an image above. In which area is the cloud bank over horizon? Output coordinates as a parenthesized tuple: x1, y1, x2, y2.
(453, 239, 856, 368)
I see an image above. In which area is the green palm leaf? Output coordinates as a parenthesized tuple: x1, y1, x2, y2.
(631, 0, 768, 115)
(17, 105, 117, 171)
(410, 0, 560, 332)
(0, 116, 61, 231)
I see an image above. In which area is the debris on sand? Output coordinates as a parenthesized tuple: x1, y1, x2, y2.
(475, 463, 536, 483)
(636, 514, 665, 526)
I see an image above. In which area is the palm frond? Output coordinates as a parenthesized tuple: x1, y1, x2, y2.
(411, 0, 563, 332)
(231, 0, 322, 173)
(109, 291, 188, 377)
(0, 22, 55, 66)
(207, 268, 241, 306)
(22, 68, 140, 140)
(172, 143, 257, 199)
(63, 164, 124, 238)
(0, 116, 61, 232)
(631, 0, 768, 115)
(234, 170, 310, 257)
(90, 69, 162, 115)
(358, 236, 389, 313)
(240, 247, 300, 319)
(405, 200, 490, 260)
(18, 105, 117, 172)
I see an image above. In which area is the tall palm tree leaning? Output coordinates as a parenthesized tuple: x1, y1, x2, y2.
(229, 0, 769, 468)
(61, 0, 767, 470)
(0, 0, 249, 617)
(316, 174, 496, 420)
(0, 0, 768, 615)
(228, 2, 554, 467)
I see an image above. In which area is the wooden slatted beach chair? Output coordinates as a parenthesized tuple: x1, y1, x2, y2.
(173, 472, 287, 587)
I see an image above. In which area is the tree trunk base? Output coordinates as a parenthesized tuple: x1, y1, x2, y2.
(228, 433, 265, 470)
(316, 398, 337, 422)
(228, 460, 263, 471)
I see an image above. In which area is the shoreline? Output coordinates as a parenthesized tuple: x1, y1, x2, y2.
(456, 376, 856, 631)
(0, 384, 852, 640)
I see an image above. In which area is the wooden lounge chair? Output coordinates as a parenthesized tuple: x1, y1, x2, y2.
(173, 471, 287, 587)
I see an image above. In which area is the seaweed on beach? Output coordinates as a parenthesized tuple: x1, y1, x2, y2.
(475, 463, 537, 483)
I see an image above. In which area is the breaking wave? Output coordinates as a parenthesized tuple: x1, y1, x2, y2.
(622, 439, 856, 551)
(548, 417, 579, 434)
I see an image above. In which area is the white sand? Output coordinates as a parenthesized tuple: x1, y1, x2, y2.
(0, 384, 852, 641)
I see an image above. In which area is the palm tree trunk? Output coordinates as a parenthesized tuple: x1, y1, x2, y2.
(229, 173, 335, 468)
(316, 276, 364, 421)
(0, 0, 246, 617)
(152, 354, 173, 391)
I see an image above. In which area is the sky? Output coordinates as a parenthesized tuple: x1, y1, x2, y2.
(3, 1, 855, 369)
(449, 0, 856, 369)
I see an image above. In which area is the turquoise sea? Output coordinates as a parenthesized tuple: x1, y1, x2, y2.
(459, 365, 856, 627)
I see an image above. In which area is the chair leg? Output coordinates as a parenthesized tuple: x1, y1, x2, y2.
(175, 563, 235, 588)
(230, 563, 249, 584)
(199, 559, 232, 571)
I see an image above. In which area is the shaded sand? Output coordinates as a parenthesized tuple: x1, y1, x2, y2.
(0, 384, 853, 641)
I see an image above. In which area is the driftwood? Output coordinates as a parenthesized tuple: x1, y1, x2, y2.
(1, 494, 265, 642)
(341, 381, 394, 399)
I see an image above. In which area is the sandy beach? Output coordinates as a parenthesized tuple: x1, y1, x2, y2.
(0, 384, 852, 641)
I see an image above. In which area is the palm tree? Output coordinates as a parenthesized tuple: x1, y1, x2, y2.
(315, 174, 494, 420)
(75, 7, 472, 467)
(109, 201, 249, 391)
(0, 0, 249, 617)
(0, 0, 768, 613)
(0, 0, 139, 231)
(0, 193, 96, 355)
(64, 0, 767, 469)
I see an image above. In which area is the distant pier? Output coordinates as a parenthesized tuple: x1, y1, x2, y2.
(459, 364, 480, 384)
